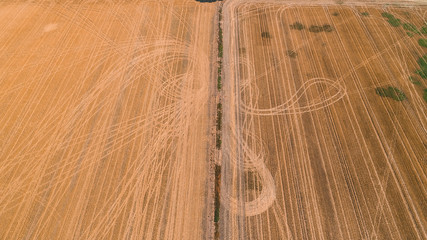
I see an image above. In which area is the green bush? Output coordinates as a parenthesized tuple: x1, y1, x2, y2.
(216, 135, 222, 149)
(409, 76, 421, 85)
(214, 207, 220, 222)
(216, 103, 222, 131)
(309, 25, 323, 33)
(407, 32, 414, 37)
(290, 22, 305, 30)
(381, 12, 401, 27)
(423, 89, 427, 103)
(261, 31, 271, 38)
(217, 76, 222, 90)
(323, 24, 333, 32)
(418, 38, 427, 48)
(387, 18, 401, 27)
(421, 25, 427, 35)
(416, 55, 427, 79)
(361, 12, 369, 16)
(214, 165, 221, 222)
(375, 86, 407, 101)
(403, 23, 419, 34)
(381, 12, 394, 18)
(388, 87, 406, 101)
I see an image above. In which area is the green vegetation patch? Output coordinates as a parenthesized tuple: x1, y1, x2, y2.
(361, 12, 369, 16)
(323, 24, 334, 32)
(261, 31, 271, 39)
(216, 103, 222, 131)
(214, 165, 221, 222)
(403, 23, 420, 34)
(423, 89, 427, 103)
(407, 32, 414, 37)
(421, 25, 427, 35)
(381, 12, 394, 18)
(418, 38, 427, 48)
(218, 27, 223, 58)
(308, 24, 334, 33)
(416, 55, 427, 79)
(290, 21, 305, 30)
(217, 9, 223, 91)
(381, 12, 401, 27)
(387, 18, 401, 27)
(309, 25, 323, 33)
(375, 86, 407, 101)
(409, 76, 421, 85)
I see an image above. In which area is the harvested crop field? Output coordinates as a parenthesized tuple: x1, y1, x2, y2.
(221, 0, 426, 239)
(0, 1, 216, 239)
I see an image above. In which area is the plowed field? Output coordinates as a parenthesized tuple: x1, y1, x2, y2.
(0, 1, 216, 239)
(221, 1, 426, 239)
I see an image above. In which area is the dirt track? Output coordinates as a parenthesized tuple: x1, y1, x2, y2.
(0, 1, 216, 239)
(222, 0, 426, 239)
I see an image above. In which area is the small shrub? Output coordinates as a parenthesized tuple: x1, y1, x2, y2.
(286, 50, 297, 58)
(290, 22, 305, 30)
(214, 164, 221, 222)
(416, 54, 427, 79)
(421, 25, 427, 35)
(216, 103, 222, 131)
(423, 89, 427, 103)
(307, 24, 333, 33)
(361, 12, 369, 16)
(216, 135, 222, 149)
(309, 25, 323, 33)
(418, 38, 427, 48)
(214, 207, 220, 222)
(217, 76, 222, 90)
(322, 24, 333, 32)
(388, 87, 407, 101)
(261, 31, 271, 39)
(332, 12, 339, 16)
(409, 76, 421, 85)
(375, 86, 407, 101)
(407, 32, 414, 37)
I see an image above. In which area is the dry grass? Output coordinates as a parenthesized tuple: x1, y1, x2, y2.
(221, 1, 427, 239)
(0, 1, 216, 239)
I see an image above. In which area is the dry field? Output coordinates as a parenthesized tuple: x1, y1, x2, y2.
(221, 0, 426, 239)
(0, 1, 216, 239)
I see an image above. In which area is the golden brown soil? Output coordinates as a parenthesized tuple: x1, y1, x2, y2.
(0, 1, 216, 239)
(222, 0, 426, 239)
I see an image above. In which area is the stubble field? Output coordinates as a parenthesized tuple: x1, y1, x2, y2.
(221, 0, 426, 239)
(0, 1, 216, 239)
